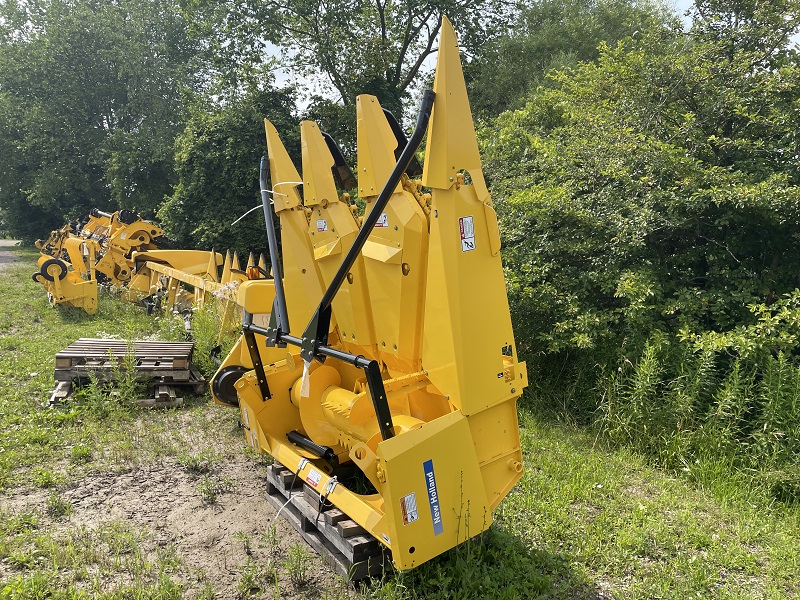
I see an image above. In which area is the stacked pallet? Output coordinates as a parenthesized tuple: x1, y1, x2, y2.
(49, 338, 205, 407)
(265, 463, 389, 581)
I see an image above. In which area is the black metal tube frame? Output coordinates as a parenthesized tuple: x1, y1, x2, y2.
(259, 155, 290, 346)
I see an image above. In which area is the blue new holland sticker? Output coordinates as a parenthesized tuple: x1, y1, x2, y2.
(423, 459, 444, 535)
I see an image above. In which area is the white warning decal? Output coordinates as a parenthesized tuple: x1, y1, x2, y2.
(374, 212, 389, 228)
(459, 216, 476, 252)
(316, 218, 328, 232)
(305, 468, 322, 488)
(400, 492, 419, 526)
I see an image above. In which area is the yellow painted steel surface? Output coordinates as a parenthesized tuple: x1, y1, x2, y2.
(35, 241, 99, 314)
(358, 95, 430, 374)
(219, 17, 526, 571)
(301, 120, 378, 358)
(264, 121, 328, 335)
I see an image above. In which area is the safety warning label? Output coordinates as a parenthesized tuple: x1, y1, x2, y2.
(305, 468, 322, 488)
(400, 492, 418, 525)
(374, 212, 389, 228)
(459, 216, 475, 252)
(316, 218, 328, 232)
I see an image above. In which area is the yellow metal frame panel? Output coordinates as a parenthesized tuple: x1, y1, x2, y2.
(301, 120, 378, 357)
(356, 95, 402, 197)
(357, 96, 429, 373)
(264, 120, 329, 335)
(378, 411, 491, 570)
(421, 184, 524, 415)
(421, 17, 490, 204)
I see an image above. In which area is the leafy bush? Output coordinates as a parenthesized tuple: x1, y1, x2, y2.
(157, 86, 298, 255)
(483, 1, 800, 487)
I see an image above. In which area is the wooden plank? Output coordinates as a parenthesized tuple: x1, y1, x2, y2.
(54, 369, 193, 382)
(264, 467, 388, 582)
(56, 347, 192, 354)
(134, 396, 184, 408)
(63, 338, 195, 349)
(303, 483, 335, 511)
(323, 507, 349, 527)
(156, 385, 176, 401)
(54, 361, 189, 372)
(336, 519, 368, 539)
(55, 351, 193, 360)
(55, 339, 194, 360)
(53, 338, 201, 406)
(264, 488, 356, 579)
(189, 367, 206, 394)
(266, 467, 380, 563)
(56, 346, 192, 358)
(271, 466, 304, 491)
(48, 380, 72, 406)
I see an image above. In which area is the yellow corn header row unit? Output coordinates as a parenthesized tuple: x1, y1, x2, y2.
(33, 18, 526, 574)
(211, 19, 526, 571)
(31, 207, 257, 315)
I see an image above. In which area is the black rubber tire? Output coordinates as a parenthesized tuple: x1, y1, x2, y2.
(32, 272, 44, 283)
(39, 258, 68, 282)
(211, 365, 248, 407)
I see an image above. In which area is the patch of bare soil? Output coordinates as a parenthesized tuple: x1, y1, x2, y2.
(0, 455, 356, 598)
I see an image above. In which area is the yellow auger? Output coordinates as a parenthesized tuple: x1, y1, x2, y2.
(212, 17, 526, 574)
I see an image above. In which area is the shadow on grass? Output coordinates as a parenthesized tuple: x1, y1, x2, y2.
(365, 526, 597, 600)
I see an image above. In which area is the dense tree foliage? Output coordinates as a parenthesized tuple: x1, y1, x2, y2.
(466, 0, 673, 117)
(482, 0, 800, 487)
(185, 0, 507, 115)
(0, 0, 203, 241)
(158, 85, 298, 254)
(485, 0, 800, 356)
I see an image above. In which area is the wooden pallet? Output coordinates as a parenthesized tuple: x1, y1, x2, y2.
(265, 463, 390, 581)
(54, 338, 196, 381)
(49, 338, 205, 406)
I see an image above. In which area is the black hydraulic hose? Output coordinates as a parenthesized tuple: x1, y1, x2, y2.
(259, 156, 290, 333)
(287, 431, 337, 465)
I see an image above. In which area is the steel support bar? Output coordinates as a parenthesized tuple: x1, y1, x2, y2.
(242, 312, 271, 400)
(260, 156, 290, 345)
(243, 321, 395, 439)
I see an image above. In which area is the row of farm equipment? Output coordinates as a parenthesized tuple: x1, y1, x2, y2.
(31, 18, 527, 578)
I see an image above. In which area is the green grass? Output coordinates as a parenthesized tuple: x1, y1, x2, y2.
(0, 513, 183, 598)
(1, 248, 799, 598)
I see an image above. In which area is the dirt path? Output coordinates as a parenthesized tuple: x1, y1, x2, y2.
(0, 456, 355, 599)
(0, 240, 20, 270)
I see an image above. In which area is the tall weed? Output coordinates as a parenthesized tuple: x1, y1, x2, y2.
(597, 332, 800, 503)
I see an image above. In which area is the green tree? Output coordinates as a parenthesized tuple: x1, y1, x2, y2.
(483, 0, 800, 482)
(0, 0, 202, 242)
(184, 0, 508, 116)
(158, 85, 299, 254)
(483, 1, 800, 358)
(466, 0, 674, 117)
